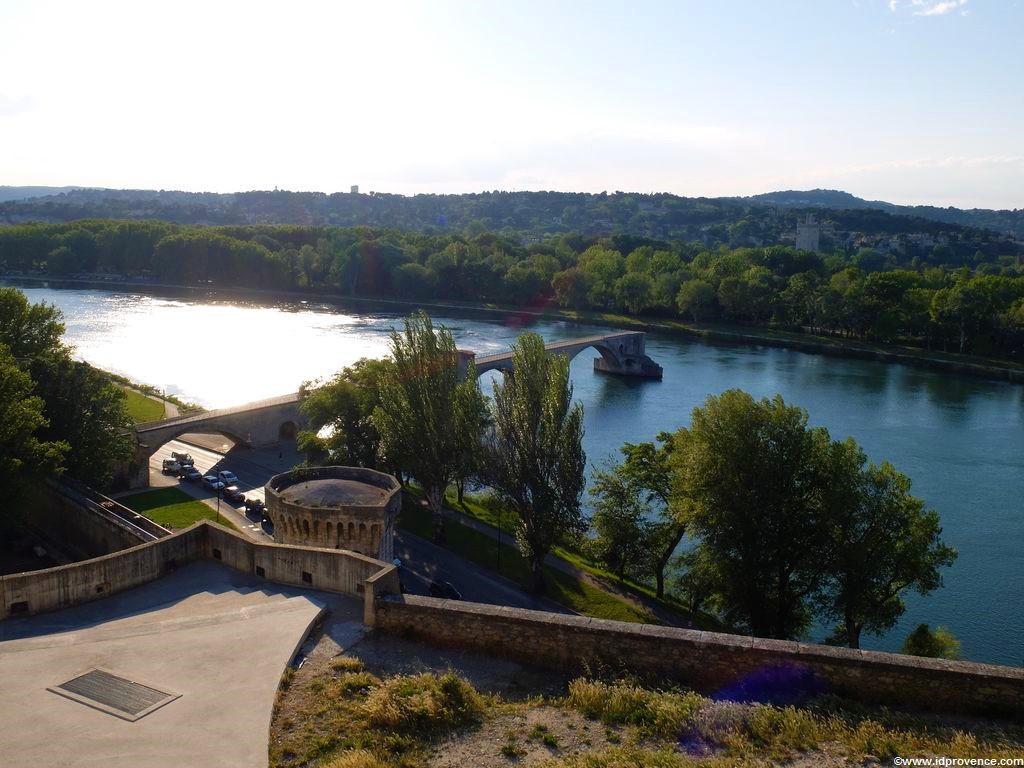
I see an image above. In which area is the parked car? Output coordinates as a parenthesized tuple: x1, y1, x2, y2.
(244, 497, 266, 515)
(223, 486, 245, 504)
(202, 475, 225, 491)
(182, 467, 203, 482)
(429, 581, 462, 600)
(161, 459, 181, 474)
(171, 451, 194, 467)
(217, 470, 239, 486)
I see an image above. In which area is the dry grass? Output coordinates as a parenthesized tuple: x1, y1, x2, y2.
(363, 671, 486, 732)
(271, 650, 1024, 768)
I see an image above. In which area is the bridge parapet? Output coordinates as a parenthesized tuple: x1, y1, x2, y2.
(467, 331, 662, 380)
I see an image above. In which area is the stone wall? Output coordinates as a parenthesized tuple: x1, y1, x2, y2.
(27, 483, 156, 560)
(375, 595, 1024, 719)
(266, 466, 401, 560)
(1, 521, 398, 622)
(1, 526, 205, 620)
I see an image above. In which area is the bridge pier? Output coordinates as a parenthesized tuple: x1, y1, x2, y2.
(593, 354, 663, 379)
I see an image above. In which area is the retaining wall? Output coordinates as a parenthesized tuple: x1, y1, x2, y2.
(1, 521, 397, 622)
(28, 483, 153, 560)
(375, 595, 1024, 719)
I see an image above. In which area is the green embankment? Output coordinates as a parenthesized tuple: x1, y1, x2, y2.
(121, 387, 165, 423)
(441, 489, 724, 630)
(120, 487, 237, 530)
(399, 492, 650, 623)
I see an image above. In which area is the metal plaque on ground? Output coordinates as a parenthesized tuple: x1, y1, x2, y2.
(48, 669, 180, 721)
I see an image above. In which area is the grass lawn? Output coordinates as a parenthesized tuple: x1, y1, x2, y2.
(120, 487, 236, 530)
(399, 494, 650, 623)
(121, 387, 164, 423)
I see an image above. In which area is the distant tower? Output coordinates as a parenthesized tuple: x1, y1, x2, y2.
(795, 214, 821, 252)
(350, 185, 359, 194)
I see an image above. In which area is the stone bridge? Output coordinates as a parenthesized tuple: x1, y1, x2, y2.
(461, 331, 663, 380)
(120, 394, 304, 489)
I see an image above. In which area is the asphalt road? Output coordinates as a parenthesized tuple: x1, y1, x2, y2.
(393, 529, 571, 614)
(141, 439, 567, 613)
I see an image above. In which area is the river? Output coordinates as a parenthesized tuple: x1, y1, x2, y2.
(8, 283, 1024, 666)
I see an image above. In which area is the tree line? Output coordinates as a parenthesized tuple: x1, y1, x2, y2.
(5, 187, 1024, 240)
(299, 313, 956, 649)
(3, 221, 1024, 359)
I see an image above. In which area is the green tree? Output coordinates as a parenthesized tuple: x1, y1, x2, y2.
(901, 624, 961, 659)
(298, 358, 393, 469)
(483, 332, 586, 593)
(0, 344, 67, 526)
(817, 439, 957, 649)
(672, 390, 829, 639)
(676, 280, 715, 322)
(614, 435, 685, 598)
(373, 312, 487, 541)
(613, 272, 653, 314)
(0, 287, 66, 360)
(28, 357, 134, 489)
(588, 464, 652, 581)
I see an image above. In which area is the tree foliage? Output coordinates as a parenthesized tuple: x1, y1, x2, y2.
(901, 624, 961, 659)
(298, 358, 393, 469)
(483, 332, 586, 593)
(816, 440, 957, 648)
(670, 389, 954, 643)
(0, 345, 67, 527)
(372, 312, 487, 540)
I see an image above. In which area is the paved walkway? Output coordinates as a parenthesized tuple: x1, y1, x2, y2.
(0, 561, 361, 768)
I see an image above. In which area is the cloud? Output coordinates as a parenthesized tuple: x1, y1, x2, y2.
(0, 94, 34, 118)
(888, 0, 969, 14)
(910, 0, 968, 15)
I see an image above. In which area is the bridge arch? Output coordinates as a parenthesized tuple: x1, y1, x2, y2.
(469, 331, 662, 381)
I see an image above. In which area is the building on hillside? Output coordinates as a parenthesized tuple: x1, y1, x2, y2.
(795, 214, 821, 252)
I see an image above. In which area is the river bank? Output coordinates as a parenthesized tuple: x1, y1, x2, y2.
(5, 272, 1022, 386)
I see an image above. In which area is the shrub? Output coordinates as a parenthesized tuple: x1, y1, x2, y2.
(331, 657, 367, 673)
(363, 671, 485, 732)
(565, 678, 702, 738)
(321, 750, 390, 768)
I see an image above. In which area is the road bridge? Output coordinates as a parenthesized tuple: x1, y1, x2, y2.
(461, 330, 663, 380)
(120, 394, 304, 489)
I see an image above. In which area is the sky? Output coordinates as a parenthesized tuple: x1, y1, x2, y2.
(1, 0, 1021, 209)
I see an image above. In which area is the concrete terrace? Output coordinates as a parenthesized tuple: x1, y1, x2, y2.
(0, 560, 363, 768)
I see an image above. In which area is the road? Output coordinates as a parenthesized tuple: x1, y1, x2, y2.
(139, 437, 566, 614)
(143, 435, 292, 540)
(393, 530, 571, 614)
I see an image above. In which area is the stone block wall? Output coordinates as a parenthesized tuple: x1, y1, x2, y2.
(265, 466, 401, 560)
(28, 483, 154, 560)
(1, 526, 205, 620)
(375, 595, 1024, 719)
(1, 521, 397, 621)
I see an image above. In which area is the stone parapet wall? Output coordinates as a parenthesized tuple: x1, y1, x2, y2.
(375, 595, 1024, 719)
(1, 521, 397, 622)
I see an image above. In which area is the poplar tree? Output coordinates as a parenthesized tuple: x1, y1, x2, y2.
(373, 312, 486, 541)
(484, 332, 586, 594)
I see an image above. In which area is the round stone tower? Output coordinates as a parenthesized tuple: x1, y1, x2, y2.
(264, 466, 401, 562)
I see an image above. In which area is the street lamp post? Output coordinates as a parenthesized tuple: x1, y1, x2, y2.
(496, 505, 501, 571)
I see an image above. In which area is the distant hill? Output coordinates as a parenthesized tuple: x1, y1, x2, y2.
(736, 188, 1024, 238)
(0, 186, 91, 203)
(1, 185, 1021, 243)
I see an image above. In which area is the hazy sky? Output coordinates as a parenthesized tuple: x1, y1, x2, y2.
(2, 0, 1021, 208)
